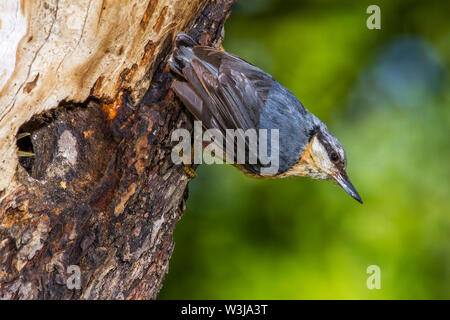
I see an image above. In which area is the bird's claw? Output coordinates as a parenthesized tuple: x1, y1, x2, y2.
(183, 164, 197, 178)
(178, 148, 197, 179)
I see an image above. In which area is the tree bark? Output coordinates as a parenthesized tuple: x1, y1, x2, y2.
(0, 0, 235, 299)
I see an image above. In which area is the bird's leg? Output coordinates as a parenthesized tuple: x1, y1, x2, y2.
(178, 148, 197, 179)
(183, 163, 196, 178)
(17, 132, 35, 157)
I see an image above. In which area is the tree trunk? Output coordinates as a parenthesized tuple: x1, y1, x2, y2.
(0, 0, 235, 299)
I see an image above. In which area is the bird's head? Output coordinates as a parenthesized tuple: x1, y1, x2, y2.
(284, 127, 362, 203)
(309, 130, 362, 203)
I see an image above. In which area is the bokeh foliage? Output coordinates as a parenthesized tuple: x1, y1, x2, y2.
(159, 0, 450, 299)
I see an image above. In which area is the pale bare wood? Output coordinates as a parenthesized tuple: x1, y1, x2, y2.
(0, 0, 206, 193)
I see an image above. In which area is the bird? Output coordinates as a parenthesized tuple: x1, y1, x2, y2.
(168, 32, 362, 203)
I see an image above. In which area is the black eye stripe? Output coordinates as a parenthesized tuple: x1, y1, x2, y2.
(317, 132, 346, 170)
(316, 132, 334, 156)
(308, 125, 321, 140)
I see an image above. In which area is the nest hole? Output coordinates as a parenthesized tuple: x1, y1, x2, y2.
(17, 130, 35, 173)
(16, 111, 55, 174)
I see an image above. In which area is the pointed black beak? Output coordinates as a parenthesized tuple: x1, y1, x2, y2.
(334, 173, 363, 204)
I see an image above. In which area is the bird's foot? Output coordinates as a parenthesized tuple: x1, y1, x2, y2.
(178, 149, 197, 179)
(183, 164, 197, 178)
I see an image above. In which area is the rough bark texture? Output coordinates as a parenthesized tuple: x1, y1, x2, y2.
(0, 0, 235, 299)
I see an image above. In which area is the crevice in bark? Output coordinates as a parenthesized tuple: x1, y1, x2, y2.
(16, 96, 102, 175)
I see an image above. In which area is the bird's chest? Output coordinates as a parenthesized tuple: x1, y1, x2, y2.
(276, 138, 328, 180)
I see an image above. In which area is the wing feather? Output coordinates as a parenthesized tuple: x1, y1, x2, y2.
(172, 45, 288, 173)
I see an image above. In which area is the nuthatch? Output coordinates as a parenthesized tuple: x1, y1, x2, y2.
(169, 33, 362, 203)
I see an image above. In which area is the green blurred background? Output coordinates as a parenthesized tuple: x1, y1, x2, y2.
(159, 0, 450, 299)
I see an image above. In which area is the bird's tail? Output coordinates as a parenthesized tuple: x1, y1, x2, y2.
(168, 32, 197, 77)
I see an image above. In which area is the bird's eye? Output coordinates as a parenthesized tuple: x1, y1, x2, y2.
(330, 152, 339, 162)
